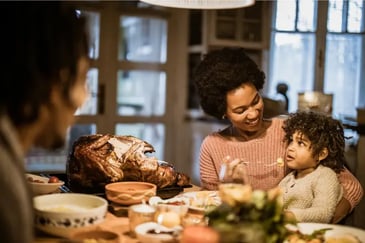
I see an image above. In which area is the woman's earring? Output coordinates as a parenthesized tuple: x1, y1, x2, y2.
(222, 114, 227, 119)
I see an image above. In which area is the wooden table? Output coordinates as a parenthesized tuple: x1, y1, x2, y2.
(33, 185, 201, 243)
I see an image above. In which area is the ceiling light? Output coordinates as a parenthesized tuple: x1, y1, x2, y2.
(139, 0, 255, 9)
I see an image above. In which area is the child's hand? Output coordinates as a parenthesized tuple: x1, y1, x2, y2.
(284, 210, 296, 221)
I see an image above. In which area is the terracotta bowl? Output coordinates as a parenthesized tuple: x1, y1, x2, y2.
(105, 181, 157, 205)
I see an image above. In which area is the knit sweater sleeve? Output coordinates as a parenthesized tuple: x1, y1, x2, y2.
(338, 167, 364, 211)
(199, 135, 220, 190)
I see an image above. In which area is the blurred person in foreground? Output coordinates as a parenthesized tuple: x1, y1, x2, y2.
(193, 47, 363, 223)
(0, 3, 89, 242)
(279, 111, 345, 223)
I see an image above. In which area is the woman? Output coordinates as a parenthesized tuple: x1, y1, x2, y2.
(193, 47, 363, 223)
(0, 3, 89, 242)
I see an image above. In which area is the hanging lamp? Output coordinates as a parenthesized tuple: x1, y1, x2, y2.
(139, 0, 255, 9)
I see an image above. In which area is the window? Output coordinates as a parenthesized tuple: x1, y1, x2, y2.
(268, 0, 365, 119)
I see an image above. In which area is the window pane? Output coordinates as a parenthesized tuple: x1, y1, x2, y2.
(25, 124, 96, 173)
(268, 33, 315, 112)
(79, 10, 100, 59)
(324, 34, 362, 118)
(328, 0, 345, 32)
(117, 70, 166, 116)
(119, 16, 167, 63)
(348, 0, 365, 32)
(115, 123, 164, 160)
(75, 68, 98, 115)
(275, 0, 296, 31)
(297, 0, 316, 31)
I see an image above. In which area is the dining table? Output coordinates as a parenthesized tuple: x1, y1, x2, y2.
(33, 184, 365, 243)
(33, 184, 202, 243)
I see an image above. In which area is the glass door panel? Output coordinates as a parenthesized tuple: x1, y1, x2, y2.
(117, 70, 166, 116)
(119, 16, 167, 63)
(76, 68, 99, 115)
(78, 10, 100, 59)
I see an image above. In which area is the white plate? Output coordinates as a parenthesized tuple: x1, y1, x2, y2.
(174, 191, 221, 212)
(135, 222, 182, 243)
(26, 173, 64, 195)
(294, 223, 365, 242)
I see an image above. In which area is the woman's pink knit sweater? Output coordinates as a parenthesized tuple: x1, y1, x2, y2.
(199, 118, 363, 209)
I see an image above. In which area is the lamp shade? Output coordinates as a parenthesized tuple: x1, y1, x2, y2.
(139, 0, 255, 9)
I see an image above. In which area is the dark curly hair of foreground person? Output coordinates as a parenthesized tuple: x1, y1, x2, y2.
(283, 111, 346, 172)
(193, 47, 265, 119)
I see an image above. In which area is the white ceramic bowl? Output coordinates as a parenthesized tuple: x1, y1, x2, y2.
(135, 222, 182, 243)
(33, 193, 108, 238)
(26, 173, 64, 195)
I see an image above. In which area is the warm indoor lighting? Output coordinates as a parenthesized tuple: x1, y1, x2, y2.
(139, 0, 255, 9)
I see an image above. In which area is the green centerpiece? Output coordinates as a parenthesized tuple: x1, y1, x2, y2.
(205, 183, 294, 243)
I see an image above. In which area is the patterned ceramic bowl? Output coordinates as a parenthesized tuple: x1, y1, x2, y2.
(33, 193, 108, 238)
(105, 181, 157, 205)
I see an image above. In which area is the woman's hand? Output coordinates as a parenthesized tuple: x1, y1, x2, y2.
(331, 197, 351, 224)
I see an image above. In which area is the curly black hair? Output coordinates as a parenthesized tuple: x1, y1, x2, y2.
(0, 2, 88, 126)
(193, 47, 265, 119)
(283, 111, 345, 172)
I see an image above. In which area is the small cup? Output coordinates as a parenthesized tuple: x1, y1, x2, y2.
(128, 203, 156, 237)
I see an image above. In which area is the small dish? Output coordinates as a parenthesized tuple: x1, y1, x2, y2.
(26, 173, 64, 195)
(149, 196, 190, 216)
(135, 222, 182, 243)
(105, 181, 157, 205)
(174, 191, 221, 212)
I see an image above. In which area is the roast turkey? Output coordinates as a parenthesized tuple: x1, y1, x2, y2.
(66, 134, 190, 193)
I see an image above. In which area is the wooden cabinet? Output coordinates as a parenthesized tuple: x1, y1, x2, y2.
(189, 1, 270, 52)
(208, 2, 269, 49)
(187, 1, 271, 109)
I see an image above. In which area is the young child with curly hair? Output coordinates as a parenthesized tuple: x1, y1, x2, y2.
(279, 111, 346, 223)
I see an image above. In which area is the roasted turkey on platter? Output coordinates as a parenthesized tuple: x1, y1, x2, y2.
(66, 134, 190, 193)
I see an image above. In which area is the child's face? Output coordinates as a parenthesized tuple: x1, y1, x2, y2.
(285, 131, 318, 172)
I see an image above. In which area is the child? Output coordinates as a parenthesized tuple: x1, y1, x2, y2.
(279, 111, 345, 223)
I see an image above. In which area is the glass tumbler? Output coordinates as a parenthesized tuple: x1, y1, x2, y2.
(128, 203, 156, 237)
